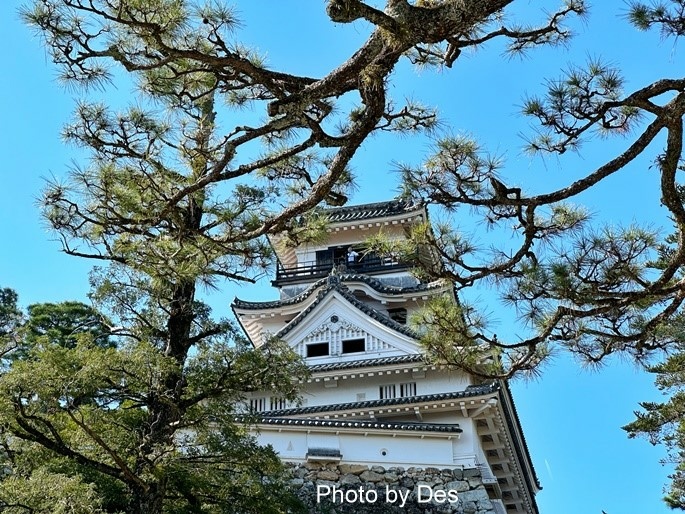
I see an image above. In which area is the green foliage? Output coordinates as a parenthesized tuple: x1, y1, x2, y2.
(621, 182, 685, 510)
(0, 469, 104, 513)
(411, 295, 551, 378)
(0, 288, 21, 338)
(0, 288, 22, 359)
(624, 349, 685, 510)
(523, 58, 641, 154)
(25, 301, 113, 350)
(388, 0, 685, 380)
(627, 1, 685, 37)
(18, 0, 684, 510)
(411, 295, 501, 376)
(0, 291, 308, 513)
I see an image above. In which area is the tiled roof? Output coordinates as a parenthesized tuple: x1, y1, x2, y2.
(307, 353, 426, 373)
(272, 277, 419, 339)
(232, 274, 445, 311)
(256, 417, 462, 434)
(232, 282, 322, 310)
(321, 199, 424, 223)
(263, 384, 498, 417)
(499, 380, 542, 494)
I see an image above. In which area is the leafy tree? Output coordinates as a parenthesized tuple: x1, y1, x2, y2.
(624, 350, 685, 510)
(13, 0, 589, 511)
(363, 1, 685, 380)
(0, 288, 21, 356)
(0, 289, 306, 512)
(24, 301, 114, 349)
(16, 0, 685, 511)
(622, 188, 685, 510)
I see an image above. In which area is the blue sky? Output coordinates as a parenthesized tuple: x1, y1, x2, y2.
(0, 1, 681, 513)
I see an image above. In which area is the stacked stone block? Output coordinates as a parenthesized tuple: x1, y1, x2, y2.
(288, 463, 496, 514)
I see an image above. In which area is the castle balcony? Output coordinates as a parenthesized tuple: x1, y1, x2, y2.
(273, 254, 410, 285)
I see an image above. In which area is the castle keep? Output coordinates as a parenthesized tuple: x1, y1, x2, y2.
(232, 200, 540, 514)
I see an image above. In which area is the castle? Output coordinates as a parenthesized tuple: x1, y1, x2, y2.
(232, 200, 540, 513)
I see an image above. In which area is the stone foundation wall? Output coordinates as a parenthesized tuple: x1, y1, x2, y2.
(288, 462, 496, 514)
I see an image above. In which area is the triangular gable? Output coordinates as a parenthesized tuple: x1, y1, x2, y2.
(278, 289, 420, 361)
(232, 274, 448, 347)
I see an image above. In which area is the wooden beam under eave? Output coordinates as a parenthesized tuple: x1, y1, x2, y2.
(469, 398, 497, 418)
(482, 442, 506, 451)
(459, 401, 469, 417)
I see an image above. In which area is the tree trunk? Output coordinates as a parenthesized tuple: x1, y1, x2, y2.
(130, 483, 165, 514)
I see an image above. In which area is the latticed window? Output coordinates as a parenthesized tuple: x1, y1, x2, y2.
(379, 384, 396, 399)
(399, 382, 417, 397)
(379, 382, 416, 399)
(270, 397, 287, 410)
(249, 397, 267, 411)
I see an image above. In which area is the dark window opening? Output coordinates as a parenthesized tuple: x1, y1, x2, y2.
(306, 342, 329, 358)
(315, 249, 333, 267)
(388, 307, 407, 324)
(333, 246, 351, 265)
(249, 398, 266, 411)
(342, 338, 365, 354)
(270, 397, 287, 410)
(380, 382, 416, 399)
(316, 246, 355, 268)
(399, 382, 417, 397)
(380, 384, 396, 399)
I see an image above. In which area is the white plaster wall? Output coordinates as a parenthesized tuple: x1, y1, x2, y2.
(454, 417, 478, 460)
(255, 410, 481, 469)
(251, 317, 286, 337)
(242, 368, 473, 413)
(260, 429, 463, 468)
(320, 225, 407, 248)
(295, 368, 471, 409)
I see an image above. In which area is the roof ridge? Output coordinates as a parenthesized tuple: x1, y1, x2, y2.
(233, 274, 446, 311)
(269, 279, 421, 340)
(315, 198, 425, 224)
(320, 198, 418, 214)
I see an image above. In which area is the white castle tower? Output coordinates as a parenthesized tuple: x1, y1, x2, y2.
(232, 200, 540, 514)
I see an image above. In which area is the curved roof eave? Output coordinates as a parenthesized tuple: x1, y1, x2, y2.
(497, 379, 543, 496)
(321, 199, 426, 225)
(272, 277, 421, 340)
(233, 273, 448, 312)
(307, 353, 426, 373)
(255, 417, 462, 434)
(262, 384, 499, 417)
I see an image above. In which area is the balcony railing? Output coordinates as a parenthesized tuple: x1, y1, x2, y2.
(274, 255, 409, 284)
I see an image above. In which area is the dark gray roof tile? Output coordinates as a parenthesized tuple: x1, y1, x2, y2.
(232, 274, 444, 311)
(269, 278, 420, 340)
(499, 380, 542, 493)
(257, 417, 462, 433)
(322, 199, 424, 223)
(263, 384, 498, 416)
(308, 353, 425, 373)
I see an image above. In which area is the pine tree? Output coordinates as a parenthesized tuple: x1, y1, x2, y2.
(364, 2, 685, 381)
(20, 0, 683, 511)
(624, 350, 685, 510)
